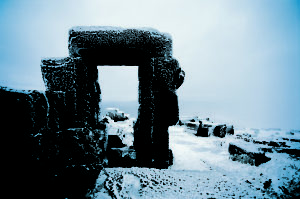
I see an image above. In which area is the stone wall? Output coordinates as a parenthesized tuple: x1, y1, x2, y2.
(41, 57, 101, 129)
(0, 87, 104, 198)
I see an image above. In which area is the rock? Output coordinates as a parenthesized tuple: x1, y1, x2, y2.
(213, 124, 227, 138)
(225, 125, 234, 135)
(196, 127, 209, 137)
(0, 87, 49, 198)
(229, 143, 271, 166)
(107, 134, 126, 149)
(107, 147, 136, 167)
(68, 26, 172, 65)
(48, 128, 104, 197)
(185, 121, 199, 131)
(105, 108, 129, 122)
(268, 141, 288, 147)
(41, 57, 101, 129)
(276, 149, 300, 159)
(263, 179, 272, 189)
(0, 87, 105, 198)
(178, 120, 184, 126)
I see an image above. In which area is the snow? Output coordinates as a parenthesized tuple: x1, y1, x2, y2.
(104, 113, 135, 147)
(91, 113, 300, 198)
(70, 26, 172, 39)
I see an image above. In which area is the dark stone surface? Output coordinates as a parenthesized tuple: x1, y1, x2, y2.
(107, 134, 126, 149)
(106, 147, 136, 167)
(196, 127, 209, 137)
(276, 148, 300, 159)
(229, 143, 271, 166)
(68, 26, 173, 65)
(0, 87, 104, 198)
(226, 125, 234, 135)
(134, 59, 154, 167)
(43, 127, 104, 198)
(41, 57, 79, 92)
(213, 124, 227, 138)
(41, 57, 101, 129)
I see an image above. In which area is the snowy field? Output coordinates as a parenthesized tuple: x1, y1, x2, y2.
(92, 112, 300, 198)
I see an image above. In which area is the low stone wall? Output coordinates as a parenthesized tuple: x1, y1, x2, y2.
(0, 87, 104, 198)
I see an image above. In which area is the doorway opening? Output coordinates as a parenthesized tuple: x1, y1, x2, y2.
(98, 66, 139, 120)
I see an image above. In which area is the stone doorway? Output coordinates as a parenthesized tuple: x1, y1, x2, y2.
(41, 26, 185, 168)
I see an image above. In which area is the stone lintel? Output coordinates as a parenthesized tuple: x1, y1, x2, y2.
(68, 26, 173, 62)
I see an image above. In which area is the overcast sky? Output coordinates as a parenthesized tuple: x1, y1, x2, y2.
(0, 0, 299, 129)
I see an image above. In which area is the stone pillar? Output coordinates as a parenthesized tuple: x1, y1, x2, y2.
(152, 57, 183, 168)
(41, 57, 77, 129)
(41, 57, 101, 129)
(134, 59, 155, 167)
(74, 60, 101, 128)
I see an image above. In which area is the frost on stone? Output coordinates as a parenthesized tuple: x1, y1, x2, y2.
(68, 26, 173, 61)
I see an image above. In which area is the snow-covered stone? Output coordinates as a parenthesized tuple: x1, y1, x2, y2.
(228, 142, 271, 166)
(213, 124, 227, 138)
(68, 26, 173, 65)
(105, 108, 129, 122)
(182, 117, 235, 138)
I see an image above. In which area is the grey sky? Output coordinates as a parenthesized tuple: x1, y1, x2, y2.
(0, 0, 299, 129)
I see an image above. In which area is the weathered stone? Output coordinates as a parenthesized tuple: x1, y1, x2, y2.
(276, 148, 300, 159)
(196, 127, 209, 137)
(0, 87, 106, 198)
(186, 121, 199, 131)
(213, 124, 227, 138)
(41, 127, 104, 198)
(226, 125, 234, 135)
(69, 26, 173, 65)
(107, 134, 126, 149)
(0, 87, 49, 198)
(229, 143, 271, 166)
(40, 26, 184, 169)
(107, 147, 136, 167)
(41, 57, 79, 91)
(41, 57, 101, 129)
(105, 108, 129, 122)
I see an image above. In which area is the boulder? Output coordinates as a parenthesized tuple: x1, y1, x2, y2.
(229, 143, 271, 166)
(225, 125, 234, 135)
(106, 108, 129, 122)
(196, 127, 209, 137)
(213, 124, 227, 138)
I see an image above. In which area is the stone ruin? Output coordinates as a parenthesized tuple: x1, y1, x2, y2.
(0, 27, 184, 198)
(41, 26, 185, 168)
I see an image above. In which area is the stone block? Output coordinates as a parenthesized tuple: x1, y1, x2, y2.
(68, 26, 173, 65)
(213, 124, 227, 138)
(41, 57, 79, 92)
(107, 147, 136, 167)
(41, 57, 101, 129)
(196, 127, 209, 137)
(229, 143, 271, 166)
(225, 125, 234, 135)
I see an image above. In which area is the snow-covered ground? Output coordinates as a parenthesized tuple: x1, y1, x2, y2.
(92, 112, 300, 198)
(169, 126, 300, 197)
